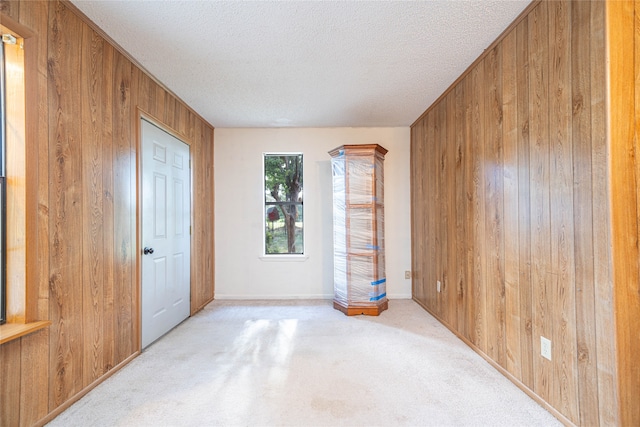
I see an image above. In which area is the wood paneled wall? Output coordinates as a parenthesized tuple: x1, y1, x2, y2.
(608, 1, 640, 426)
(410, 1, 624, 425)
(0, 1, 215, 426)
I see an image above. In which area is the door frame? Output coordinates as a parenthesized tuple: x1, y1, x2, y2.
(136, 109, 195, 351)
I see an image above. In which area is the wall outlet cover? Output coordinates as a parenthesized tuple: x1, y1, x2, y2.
(540, 336, 552, 360)
(405, 270, 411, 279)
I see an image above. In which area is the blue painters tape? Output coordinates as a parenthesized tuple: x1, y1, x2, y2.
(366, 244, 380, 250)
(370, 278, 386, 286)
(370, 293, 387, 302)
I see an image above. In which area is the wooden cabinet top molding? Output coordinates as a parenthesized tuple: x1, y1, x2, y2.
(328, 144, 388, 158)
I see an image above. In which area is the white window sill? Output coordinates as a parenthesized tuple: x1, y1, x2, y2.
(259, 254, 309, 262)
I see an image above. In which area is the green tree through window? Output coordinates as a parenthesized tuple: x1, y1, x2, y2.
(264, 154, 303, 254)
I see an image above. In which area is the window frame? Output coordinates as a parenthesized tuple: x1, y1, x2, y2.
(262, 152, 305, 257)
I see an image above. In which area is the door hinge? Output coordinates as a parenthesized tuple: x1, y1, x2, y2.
(189, 159, 192, 169)
(190, 226, 192, 235)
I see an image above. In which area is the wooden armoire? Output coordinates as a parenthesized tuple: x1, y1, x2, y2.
(329, 144, 388, 316)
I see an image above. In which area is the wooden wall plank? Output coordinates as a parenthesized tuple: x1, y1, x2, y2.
(483, 44, 505, 366)
(410, 113, 425, 304)
(515, 16, 534, 391)
(19, 0, 49, 326)
(437, 100, 447, 319)
(101, 41, 116, 374)
(8, 2, 52, 424)
(191, 120, 204, 313)
(0, 339, 21, 426)
(425, 112, 436, 310)
(590, 2, 618, 424)
(608, 1, 640, 425)
(570, 2, 600, 425)
(454, 82, 467, 338)
(528, 0, 553, 403)
(462, 73, 474, 343)
(502, 28, 521, 379)
(18, 330, 49, 426)
(47, 0, 85, 408)
(80, 23, 105, 387)
(445, 91, 457, 328)
(0, 0, 19, 20)
(203, 125, 215, 304)
(112, 50, 133, 365)
(470, 61, 486, 351)
(548, 1, 578, 421)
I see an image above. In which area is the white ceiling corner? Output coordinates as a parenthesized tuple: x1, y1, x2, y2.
(70, 0, 531, 128)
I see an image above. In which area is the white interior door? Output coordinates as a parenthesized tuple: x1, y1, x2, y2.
(141, 119, 191, 349)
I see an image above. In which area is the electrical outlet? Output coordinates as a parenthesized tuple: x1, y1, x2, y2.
(437, 280, 441, 293)
(541, 336, 552, 360)
(405, 270, 411, 279)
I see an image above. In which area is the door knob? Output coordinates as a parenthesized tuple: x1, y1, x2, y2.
(143, 247, 154, 255)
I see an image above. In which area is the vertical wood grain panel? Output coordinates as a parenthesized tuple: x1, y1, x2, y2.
(471, 61, 486, 351)
(112, 50, 133, 365)
(462, 73, 475, 343)
(155, 84, 165, 123)
(204, 126, 215, 307)
(416, 116, 428, 304)
(80, 24, 105, 387)
(631, 2, 640, 424)
(484, 44, 505, 366)
(14, 1, 51, 424)
(18, 330, 49, 426)
(0, 339, 21, 427)
(191, 120, 204, 313)
(502, 28, 521, 379)
(445, 92, 457, 328)
(435, 99, 449, 323)
(515, 17, 534, 391)
(590, 2, 618, 424)
(411, 111, 425, 304)
(47, 1, 85, 408)
(101, 41, 116, 374)
(0, 0, 19, 20)
(136, 71, 151, 115)
(548, 1, 578, 420)
(528, 1, 553, 402)
(570, 2, 599, 425)
(608, 1, 640, 425)
(454, 83, 466, 337)
(425, 113, 436, 310)
(20, 0, 49, 326)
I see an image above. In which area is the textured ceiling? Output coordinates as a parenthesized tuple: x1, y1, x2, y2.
(71, 0, 531, 128)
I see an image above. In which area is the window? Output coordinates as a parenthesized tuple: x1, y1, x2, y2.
(264, 153, 303, 255)
(0, 38, 6, 325)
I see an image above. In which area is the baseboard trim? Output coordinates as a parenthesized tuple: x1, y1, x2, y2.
(35, 351, 140, 427)
(214, 294, 334, 300)
(214, 294, 413, 300)
(411, 297, 576, 427)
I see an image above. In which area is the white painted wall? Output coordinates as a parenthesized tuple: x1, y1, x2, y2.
(214, 127, 412, 300)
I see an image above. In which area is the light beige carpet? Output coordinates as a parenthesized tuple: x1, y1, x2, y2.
(48, 299, 561, 427)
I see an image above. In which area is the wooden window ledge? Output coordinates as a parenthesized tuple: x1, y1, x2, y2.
(0, 320, 51, 345)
